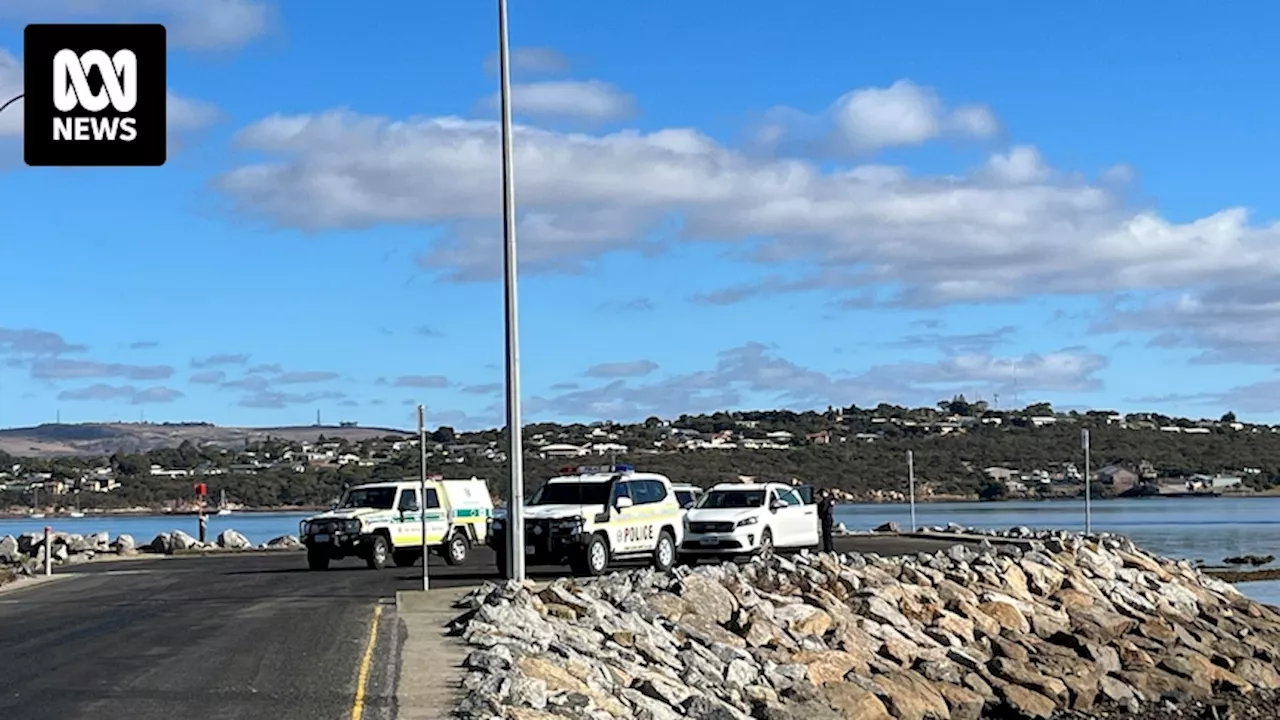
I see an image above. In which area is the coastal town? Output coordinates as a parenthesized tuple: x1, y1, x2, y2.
(0, 402, 1275, 514)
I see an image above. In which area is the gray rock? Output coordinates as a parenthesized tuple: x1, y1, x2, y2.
(216, 529, 251, 550)
(112, 534, 137, 555)
(0, 535, 19, 564)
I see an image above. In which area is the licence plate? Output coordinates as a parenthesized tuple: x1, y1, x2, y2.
(313, 533, 331, 543)
(699, 538, 719, 546)
(525, 545, 535, 555)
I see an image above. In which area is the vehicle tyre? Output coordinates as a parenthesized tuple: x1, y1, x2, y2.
(444, 531, 469, 566)
(392, 549, 420, 567)
(758, 528, 774, 556)
(652, 530, 677, 572)
(575, 534, 610, 577)
(366, 534, 389, 570)
(307, 548, 330, 571)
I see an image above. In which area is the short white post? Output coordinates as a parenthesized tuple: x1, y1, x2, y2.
(43, 525, 52, 576)
(907, 450, 917, 532)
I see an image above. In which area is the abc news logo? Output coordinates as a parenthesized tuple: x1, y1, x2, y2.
(24, 24, 167, 167)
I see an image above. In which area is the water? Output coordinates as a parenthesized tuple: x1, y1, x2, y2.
(835, 496, 1280, 567)
(0, 512, 310, 546)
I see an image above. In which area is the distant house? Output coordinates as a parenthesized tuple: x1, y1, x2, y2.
(983, 466, 1020, 482)
(538, 443, 588, 459)
(1096, 465, 1139, 493)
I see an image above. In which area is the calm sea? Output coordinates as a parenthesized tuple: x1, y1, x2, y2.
(4, 497, 1278, 604)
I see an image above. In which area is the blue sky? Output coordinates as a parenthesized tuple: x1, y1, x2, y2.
(2, 1, 1278, 431)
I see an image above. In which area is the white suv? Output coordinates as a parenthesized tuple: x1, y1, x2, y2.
(489, 465, 684, 576)
(680, 482, 818, 559)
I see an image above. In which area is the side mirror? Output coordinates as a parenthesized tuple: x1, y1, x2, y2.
(770, 499, 787, 511)
(615, 496, 634, 510)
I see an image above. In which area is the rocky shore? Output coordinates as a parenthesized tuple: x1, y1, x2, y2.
(0, 529, 303, 582)
(450, 529, 1280, 719)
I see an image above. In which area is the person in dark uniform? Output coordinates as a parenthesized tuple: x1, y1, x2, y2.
(817, 489, 836, 553)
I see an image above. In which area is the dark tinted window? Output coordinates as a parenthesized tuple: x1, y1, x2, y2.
(424, 488, 441, 509)
(341, 487, 396, 509)
(530, 482, 611, 506)
(633, 480, 667, 505)
(399, 489, 419, 511)
(699, 489, 766, 509)
(675, 490, 697, 508)
(611, 481, 632, 504)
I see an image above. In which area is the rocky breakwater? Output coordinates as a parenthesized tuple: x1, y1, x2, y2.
(0, 529, 304, 581)
(450, 533, 1280, 719)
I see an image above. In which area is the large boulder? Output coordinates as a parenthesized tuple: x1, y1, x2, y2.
(216, 529, 251, 550)
(263, 535, 303, 550)
(148, 532, 173, 554)
(0, 535, 20, 564)
(111, 534, 137, 555)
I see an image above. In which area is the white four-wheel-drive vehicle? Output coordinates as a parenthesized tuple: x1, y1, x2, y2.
(300, 477, 493, 570)
(488, 465, 684, 576)
(680, 482, 818, 559)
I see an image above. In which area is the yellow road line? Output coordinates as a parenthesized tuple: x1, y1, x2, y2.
(351, 604, 384, 720)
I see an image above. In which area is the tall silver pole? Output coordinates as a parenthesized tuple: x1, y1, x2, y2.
(907, 450, 917, 532)
(419, 405, 429, 591)
(498, 0, 526, 582)
(1082, 428, 1092, 534)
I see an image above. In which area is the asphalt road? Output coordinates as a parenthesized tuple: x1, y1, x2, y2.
(0, 535, 972, 720)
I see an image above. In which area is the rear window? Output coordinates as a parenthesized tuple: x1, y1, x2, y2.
(675, 490, 697, 508)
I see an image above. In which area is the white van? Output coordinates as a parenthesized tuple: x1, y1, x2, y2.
(300, 477, 494, 570)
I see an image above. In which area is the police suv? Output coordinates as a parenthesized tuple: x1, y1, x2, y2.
(489, 465, 684, 576)
(300, 477, 493, 571)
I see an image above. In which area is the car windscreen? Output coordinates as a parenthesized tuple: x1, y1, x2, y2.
(698, 489, 766, 509)
(529, 481, 612, 506)
(340, 487, 396, 509)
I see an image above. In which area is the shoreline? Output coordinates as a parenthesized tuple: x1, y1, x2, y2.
(5, 491, 1275, 519)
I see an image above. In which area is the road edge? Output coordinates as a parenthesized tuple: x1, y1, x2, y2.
(393, 587, 473, 720)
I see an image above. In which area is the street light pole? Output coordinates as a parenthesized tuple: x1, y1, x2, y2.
(497, 0, 526, 582)
(418, 405, 429, 591)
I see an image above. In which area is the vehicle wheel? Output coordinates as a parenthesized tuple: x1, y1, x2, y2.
(652, 530, 676, 572)
(307, 548, 330, 571)
(392, 549, 420, 567)
(575, 534, 610, 577)
(444, 531, 469, 566)
(758, 529, 774, 556)
(366, 535, 389, 570)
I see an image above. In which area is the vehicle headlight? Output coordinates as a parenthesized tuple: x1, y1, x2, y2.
(342, 519, 362, 533)
(552, 518, 583, 530)
(735, 517, 758, 528)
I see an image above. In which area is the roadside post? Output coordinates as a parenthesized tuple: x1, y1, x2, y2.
(906, 450, 917, 532)
(497, 0, 527, 582)
(43, 526, 52, 576)
(418, 405, 429, 592)
(1082, 429, 1092, 534)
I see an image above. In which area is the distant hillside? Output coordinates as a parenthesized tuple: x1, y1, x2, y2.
(0, 423, 412, 457)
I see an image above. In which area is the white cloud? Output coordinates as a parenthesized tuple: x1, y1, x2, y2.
(525, 342, 1105, 422)
(487, 80, 636, 122)
(755, 80, 1000, 155)
(0, 0, 272, 50)
(0, 50, 20, 137)
(215, 81, 1280, 368)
